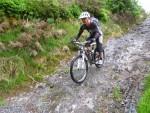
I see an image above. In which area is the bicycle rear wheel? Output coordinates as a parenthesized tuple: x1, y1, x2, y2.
(70, 55, 88, 84)
(94, 49, 105, 68)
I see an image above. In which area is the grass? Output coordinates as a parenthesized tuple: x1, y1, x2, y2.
(0, 48, 37, 75)
(0, 72, 28, 94)
(112, 86, 122, 102)
(101, 19, 124, 42)
(0, 97, 5, 106)
(137, 89, 150, 113)
(0, 26, 21, 42)
(0, 21, 78, 96)
(137, 73, 150, 113)
(143, 74, 150, 91)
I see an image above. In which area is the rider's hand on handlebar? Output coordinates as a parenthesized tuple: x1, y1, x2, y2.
(90, 38, 96, 42)
(71, 39, 77, 44)
(85, 40, 92, 46)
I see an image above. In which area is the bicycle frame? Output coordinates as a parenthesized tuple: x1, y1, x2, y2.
(74, 41, 96, 65)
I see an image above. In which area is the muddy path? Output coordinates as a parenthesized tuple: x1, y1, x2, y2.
(0, 18, 150, 113)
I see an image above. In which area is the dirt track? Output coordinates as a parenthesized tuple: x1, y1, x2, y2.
(0, 18, 150, 113)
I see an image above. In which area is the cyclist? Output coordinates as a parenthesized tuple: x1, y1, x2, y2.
(74, 11, 103, 64)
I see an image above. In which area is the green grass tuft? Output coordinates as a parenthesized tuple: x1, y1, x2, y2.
(137, 74, 150, 113)
(137, 89, 150, 113)
(0, 27, 21, 42)
(112, 86, 122, 101)
(0, 97, 5, 106)
(0, 72, 28, 93)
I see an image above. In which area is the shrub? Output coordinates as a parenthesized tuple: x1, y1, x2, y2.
(0, 0, 144, 22)
(59, 6, 72, 20)
(98, 8, 110, 22)
(106, 0, 142, 17)
(25, 0, 60, 20)
(77, 0, 110, 22)
(0, 0, 26, 18)
(47, 18, 55, 24)
(69, 4, 81, 18)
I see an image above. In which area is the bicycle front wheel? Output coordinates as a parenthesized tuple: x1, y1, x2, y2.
(70, 55, 88, 84)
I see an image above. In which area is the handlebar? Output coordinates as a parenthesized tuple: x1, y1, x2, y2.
(72, 41, 88, 46)
(72, 40, 96, 46)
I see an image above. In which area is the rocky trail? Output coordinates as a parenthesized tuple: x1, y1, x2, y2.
(0, 18, 150, 113)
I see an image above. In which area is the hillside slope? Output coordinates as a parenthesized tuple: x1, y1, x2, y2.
(0, 17, 150, 113)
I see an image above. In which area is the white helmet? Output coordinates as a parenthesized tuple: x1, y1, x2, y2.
(79, 11, 90, 19)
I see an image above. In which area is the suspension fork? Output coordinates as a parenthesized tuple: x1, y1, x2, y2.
(77, 50, 88, 68)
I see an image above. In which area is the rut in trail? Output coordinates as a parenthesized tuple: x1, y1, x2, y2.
(0, 18, 150, 113)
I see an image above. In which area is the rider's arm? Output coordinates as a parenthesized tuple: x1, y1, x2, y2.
(92, 32, 101, 40)
(75, 25, 85, 40)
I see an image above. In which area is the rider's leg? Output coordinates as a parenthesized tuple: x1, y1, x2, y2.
(95, 37, 103, 65)
(96, 35, 103, 57)
(86, 36, 94, 45)
(85, 36, 94, 52)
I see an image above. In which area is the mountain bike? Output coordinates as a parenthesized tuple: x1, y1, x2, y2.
(70, 40, 105, 84)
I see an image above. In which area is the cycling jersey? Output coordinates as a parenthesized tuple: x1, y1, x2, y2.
(76, 17, 102, 40)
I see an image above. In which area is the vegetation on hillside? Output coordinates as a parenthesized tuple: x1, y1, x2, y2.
(0, 0, 147, 98)
(0, 0, 146, 22)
